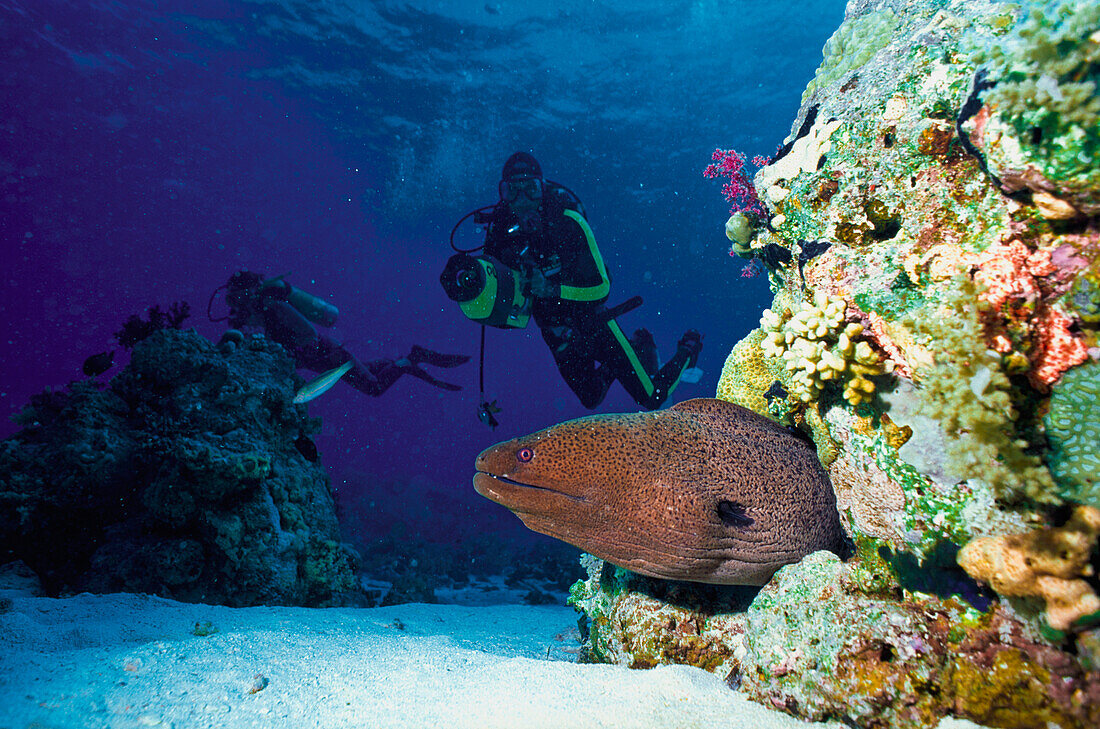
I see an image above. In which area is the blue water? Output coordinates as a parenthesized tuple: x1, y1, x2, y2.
(1, 0, 846, 557)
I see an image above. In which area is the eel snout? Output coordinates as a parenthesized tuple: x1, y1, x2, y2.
(473, 441, 589, 517)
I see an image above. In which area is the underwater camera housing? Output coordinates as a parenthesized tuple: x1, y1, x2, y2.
(440, 253, 531, 329)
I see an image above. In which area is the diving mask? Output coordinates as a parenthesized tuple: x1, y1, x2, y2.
(499, 177, 543, 204)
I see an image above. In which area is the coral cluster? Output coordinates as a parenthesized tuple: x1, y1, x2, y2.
(114, 301, 191, 348)
(703, 148, 767, 219)
(0, 328, 362, 607)
(967, 0, 1100, 216)
(760, 289, 890, 406)
(905, 274, 1058, 504)
(572, 551, 1100, 728)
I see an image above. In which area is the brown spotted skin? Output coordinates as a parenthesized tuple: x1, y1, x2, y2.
(474, 398, 844, 585)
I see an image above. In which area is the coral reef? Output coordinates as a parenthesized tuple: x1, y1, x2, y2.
(572, 0, 1100, 726)
(966, 1, 1100, 216)
(572, 551, 1100, 728)
(0, 328, 362, 607)
(570, 555, 754, 676)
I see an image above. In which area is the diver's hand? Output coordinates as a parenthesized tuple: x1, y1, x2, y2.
(527, 268, 555, 298)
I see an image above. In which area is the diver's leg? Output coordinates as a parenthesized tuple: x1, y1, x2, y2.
(369, 358, 463, 393)
(350, 359, 401, 395)
(337, 360, 384, 396)
(540, 323, 610, 409)
(407, 345, 470, 368)
(644, 330, 704, 409)
(300, 335, 383, 396)
(630, 328, 659, 374)
(596, 319, 667, 409)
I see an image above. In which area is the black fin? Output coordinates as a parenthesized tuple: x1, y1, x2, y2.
(294, 434, 319, 462)
(717, 500, 754, 528)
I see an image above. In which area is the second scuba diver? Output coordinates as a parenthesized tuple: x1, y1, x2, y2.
(441, 152, 702, 411)
(221, 270, 469, 398)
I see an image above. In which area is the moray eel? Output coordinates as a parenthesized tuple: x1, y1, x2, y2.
(474, 398, 844, 586)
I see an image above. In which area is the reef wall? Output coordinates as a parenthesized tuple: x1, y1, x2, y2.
(571, 0, 1100, 726)
(0, 328, 363, 607)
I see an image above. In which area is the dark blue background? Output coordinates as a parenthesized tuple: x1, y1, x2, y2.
(1, 0, 845, 548)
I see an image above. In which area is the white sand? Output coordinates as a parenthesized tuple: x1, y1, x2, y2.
(0, 592, 993, 729)
(0, 592, 840, 729)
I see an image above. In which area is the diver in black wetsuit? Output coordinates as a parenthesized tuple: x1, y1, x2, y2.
(447, 152, 702, 410)
(222, 270, 468, 396)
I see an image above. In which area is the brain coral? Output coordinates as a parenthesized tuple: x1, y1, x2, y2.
(716, 328, 784, 419)
(1045, 360, 1100, 507)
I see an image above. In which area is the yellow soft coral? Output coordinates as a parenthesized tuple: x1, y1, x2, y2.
(759, 290, 891, 407)
(958, 506, 1100, 631)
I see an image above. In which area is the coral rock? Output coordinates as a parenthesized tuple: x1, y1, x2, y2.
(958, 506, 1100, 631)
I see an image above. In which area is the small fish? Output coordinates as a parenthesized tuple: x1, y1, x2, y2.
(82, 350, 115, 377)
(474, 397, 844, 586)
(293, 361, 353, 404)
(763, 380, 788, 404)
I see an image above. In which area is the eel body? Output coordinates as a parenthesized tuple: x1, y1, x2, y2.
(474, 397, 844, 585)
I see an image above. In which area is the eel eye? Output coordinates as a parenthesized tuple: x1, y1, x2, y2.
(516, 447, 533, 463)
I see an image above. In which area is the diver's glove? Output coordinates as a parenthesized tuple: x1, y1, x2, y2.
(677, 329, 704, 369)
(526, 267, 556, 298)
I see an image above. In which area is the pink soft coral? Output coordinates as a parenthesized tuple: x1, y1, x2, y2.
(1029, 307, 1088, 390)
(703, 148, 767, 218)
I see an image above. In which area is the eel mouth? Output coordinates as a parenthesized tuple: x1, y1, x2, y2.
(473, 471, 586, 505)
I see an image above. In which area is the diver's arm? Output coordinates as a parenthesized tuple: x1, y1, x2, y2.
(555, 210, 611, 303)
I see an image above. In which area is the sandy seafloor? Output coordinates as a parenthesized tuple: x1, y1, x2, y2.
(0, 589, 991, 729)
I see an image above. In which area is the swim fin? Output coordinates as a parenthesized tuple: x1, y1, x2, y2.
(401, 362, 463, 391)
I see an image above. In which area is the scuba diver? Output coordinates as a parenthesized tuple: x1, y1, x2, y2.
(217, 270, 469, 397)
(441, 152, 702, 413)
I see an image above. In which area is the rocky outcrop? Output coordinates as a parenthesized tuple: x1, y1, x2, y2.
(0, 328, 362, 607)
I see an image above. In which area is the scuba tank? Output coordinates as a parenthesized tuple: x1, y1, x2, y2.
(285, 284, 339, 328)
(257, 274, 340, 328)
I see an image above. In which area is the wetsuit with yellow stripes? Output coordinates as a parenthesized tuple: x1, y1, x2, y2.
(483, 188, 693, 411)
